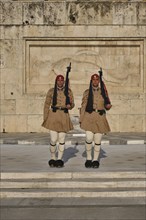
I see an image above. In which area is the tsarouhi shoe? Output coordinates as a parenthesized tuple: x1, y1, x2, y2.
(85, 160, 92, 168)
(92, 160, 100, 168)
(48, 159, 56, 167)
(55, 160, 64, 168)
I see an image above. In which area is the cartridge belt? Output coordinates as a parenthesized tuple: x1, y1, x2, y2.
(51, 106, 68, 113)
(93, 109, 106, 115)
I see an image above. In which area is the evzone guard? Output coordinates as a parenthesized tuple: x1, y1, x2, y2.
(80, 68, 112, 168)
(42, 63, 75, 168)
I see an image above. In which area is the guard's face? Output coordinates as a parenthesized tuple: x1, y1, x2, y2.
(92, 77, 99, 87)
(57, 78, 64, 88)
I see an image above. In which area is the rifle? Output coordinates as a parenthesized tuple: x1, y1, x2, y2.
(64, 62, 71, 105)
(98, 68, 111, 109)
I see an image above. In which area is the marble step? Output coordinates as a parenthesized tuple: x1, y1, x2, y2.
(1, 171, 145, 179)
(1, 171, 145, 199)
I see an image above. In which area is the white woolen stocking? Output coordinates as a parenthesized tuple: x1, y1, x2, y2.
(85, 131, 94, 160)
(93, 133, 102, 161)
(57, 132, 66, 160)
(50, 145, 56, 160)
(93, 144, 101, 161)
(85, 142, 92, 160)
(49, 130, 58, 160)
(57, 144, 65, 160)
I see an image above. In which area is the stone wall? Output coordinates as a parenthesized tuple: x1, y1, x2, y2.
(0, 0, 146, 132)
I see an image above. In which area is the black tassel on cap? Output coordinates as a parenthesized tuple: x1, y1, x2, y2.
(52, 75, 64, 106)
(52, 79, 57, 106)
(85, 80, 93, 113)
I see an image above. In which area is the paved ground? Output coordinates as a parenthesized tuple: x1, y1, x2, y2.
(1, 144, 146, 172)
(1, 205, 145, 220)
(0, 132, 146, 145)
(1, 143, 146, 219)
(0, 132, 146, 220)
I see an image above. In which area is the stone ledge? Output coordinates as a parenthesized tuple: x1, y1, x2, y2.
(1, 138, 145, 145)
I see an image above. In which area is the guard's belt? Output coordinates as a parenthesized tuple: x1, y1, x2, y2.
(93, 109, 106, 115)
(51, 106, 68, 113)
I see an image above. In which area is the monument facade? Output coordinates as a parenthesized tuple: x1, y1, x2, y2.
(0, 0, 146, 132)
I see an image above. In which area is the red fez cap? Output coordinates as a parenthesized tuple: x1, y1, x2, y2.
(56, 74, 64, 81)
(91, 74, 99, 80)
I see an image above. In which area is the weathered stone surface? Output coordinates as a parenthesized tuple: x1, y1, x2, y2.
(0, 26, 23, 40)
(4, 115, 27, 132)
(1, 40, 23, 69)
(130, 99, 145, 114)
(27, 115, 45, 133)
(0, 116, 5, 133)
(119, 115, 145, 132)
(16, 99, 44, 115)
(110, 100, 131, 115)
(0, 100, 16, 114)
(137, 3, 146, 25)
(0, 84, 5, 100)
(1, 68, 22, 85)
(23, 2, 44, 25)
(44, 2, 66, 25)
(113, 2, 137, 25)
(19, 25, 146, 38)
(0, 2, 22, 25)
(66, 2, 113, 24)
(4, 83, 23, 99)
(107, 114, 120, 132)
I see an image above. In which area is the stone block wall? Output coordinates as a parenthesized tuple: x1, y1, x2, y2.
(0, 0, 146, 132)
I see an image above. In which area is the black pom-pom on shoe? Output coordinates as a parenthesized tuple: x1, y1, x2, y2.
(85, 160, 92, 168)
(56, 160, 64, 168)
(92, 160, 100, 168)
(48, 159, 56, 167)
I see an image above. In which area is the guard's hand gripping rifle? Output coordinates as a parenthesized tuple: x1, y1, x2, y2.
(98, 68, 111, 109)
(64, 62, 71, 105)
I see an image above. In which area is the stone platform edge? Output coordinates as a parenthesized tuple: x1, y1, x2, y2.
(0, 136, 145, 145)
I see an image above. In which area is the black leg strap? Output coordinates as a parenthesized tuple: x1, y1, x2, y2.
(95, 143, 101, 145)
(50, 143, 56, 146)
(86, 141, 92, 144)
(59, 142, 65, 145)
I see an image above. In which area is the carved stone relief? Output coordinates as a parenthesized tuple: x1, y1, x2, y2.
(0, 1, 146, 25)
(25, 39, 144, 94)
(66, 2, 113, 24)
